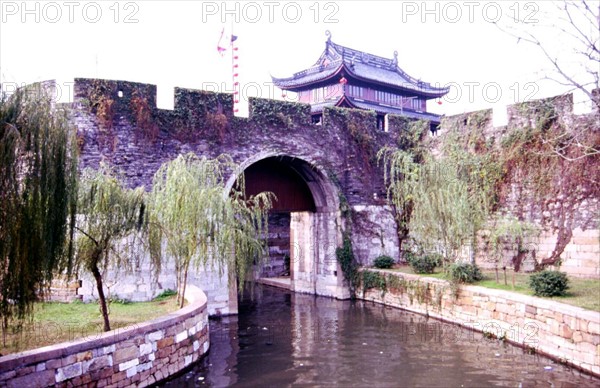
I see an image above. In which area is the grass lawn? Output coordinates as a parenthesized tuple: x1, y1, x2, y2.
(390, 265, 600, 312)
(0, 293, 178, 356)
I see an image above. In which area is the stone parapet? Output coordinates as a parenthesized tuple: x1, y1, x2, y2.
(0, 286, 209, 387)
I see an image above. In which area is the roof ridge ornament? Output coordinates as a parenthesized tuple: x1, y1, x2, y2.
(393, 50, 398, 67)
(325, 30, 332, 54)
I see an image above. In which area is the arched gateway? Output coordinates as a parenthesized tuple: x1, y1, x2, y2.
(227, 153, 349, 299)
(71, 78, 401, 315)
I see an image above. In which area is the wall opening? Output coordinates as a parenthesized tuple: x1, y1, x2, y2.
(227, 153, 346, 298)
(242, 157, 317, 279)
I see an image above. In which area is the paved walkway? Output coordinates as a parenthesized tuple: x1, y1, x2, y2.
(257, 276, 291, 290)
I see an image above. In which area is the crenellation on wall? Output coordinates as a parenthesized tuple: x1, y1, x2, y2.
(72, 78, 396, 208)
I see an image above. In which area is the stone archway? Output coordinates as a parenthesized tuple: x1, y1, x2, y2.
(226, 153, 350, 300)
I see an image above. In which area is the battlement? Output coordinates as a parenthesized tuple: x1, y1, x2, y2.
(72, 78, 316, 128)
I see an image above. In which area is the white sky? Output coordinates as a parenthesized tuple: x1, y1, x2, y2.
(0, 1, 596, 117)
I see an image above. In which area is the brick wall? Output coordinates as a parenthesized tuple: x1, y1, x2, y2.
(0, 286, 209, 387)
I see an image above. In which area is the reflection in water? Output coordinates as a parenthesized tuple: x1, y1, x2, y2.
(162, 285, 599, 387)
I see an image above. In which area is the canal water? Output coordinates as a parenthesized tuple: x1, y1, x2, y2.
(163, 285, 599, 387)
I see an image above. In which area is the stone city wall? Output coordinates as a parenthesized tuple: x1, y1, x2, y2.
(438, 94, 599, 278)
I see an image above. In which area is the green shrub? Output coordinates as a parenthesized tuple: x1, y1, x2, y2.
(336, 234, 360, 295)
(153, 289, 177, 301)
(449, 262, 483, 284)
(406, 253, 441, 274)
(529, 270, 569, 297)
(362, 271, 387, 292)
(373, 255, 395, 269)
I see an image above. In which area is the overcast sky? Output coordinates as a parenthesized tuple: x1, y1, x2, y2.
(0, 1, 595, 117)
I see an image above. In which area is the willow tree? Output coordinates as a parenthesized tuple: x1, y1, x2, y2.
(74, 163, 146, 331)
(379, 143, 496, 264)
(148, 153, 272, 307)
(0, 86, 78, 327)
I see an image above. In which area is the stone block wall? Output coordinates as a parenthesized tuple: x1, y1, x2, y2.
(554, 228, 600, 278)
(290, 211, 350, 299)
(48, 278, 82, 303)
(478, 227, 600, 277)
(438, 94, 599, 278)
(358, 270, 600, 377)
(76, 256, 233, 316)
(261, 213, 292, 278)
(0, 286, 209, 387)
(351, 205, 400, 265)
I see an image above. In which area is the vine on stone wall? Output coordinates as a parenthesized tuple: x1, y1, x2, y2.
(86, 80, 117, 150)
(497, 98, 599, 269)
(88, 81, 115, 132)
(360, 270, 446, 310)
(130, 91, 159, 143)
(166, 90, 233, 142)
(325, 107, 379, 167)
(440, 97, 599, 271)
(361, 271, 387, 295)
(249, 98, 311, 129)
(336, 232, 359, 298)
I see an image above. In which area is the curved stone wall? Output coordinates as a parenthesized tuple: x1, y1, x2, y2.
(0, 285, 209, 387)
(359, 270, 600, 377)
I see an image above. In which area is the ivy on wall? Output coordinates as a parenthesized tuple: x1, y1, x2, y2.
(380, 95, 599, 273)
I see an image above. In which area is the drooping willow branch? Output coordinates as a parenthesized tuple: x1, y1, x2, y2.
(0, 85, 78, 327)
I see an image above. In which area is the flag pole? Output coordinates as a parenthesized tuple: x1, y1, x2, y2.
(231, 19, 239, 115)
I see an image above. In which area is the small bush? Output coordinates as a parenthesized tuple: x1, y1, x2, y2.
(529, 270, 569, 297)
(407, 253, 441, 274)
(373, 255, 395, 269)
(449, 262, 483, 284)
(362, 271, 387, 292)
(153, 289, 177, 301)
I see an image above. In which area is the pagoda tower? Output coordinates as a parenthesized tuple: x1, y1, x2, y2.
(272, 31, 449, 131)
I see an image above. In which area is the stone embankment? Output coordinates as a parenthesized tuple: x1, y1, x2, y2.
(358, 270, 600, 377)
(0, 286, 209, 387)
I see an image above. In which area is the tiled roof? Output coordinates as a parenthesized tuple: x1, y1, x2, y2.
(272, 37, 449, 98)
(310, 95, 442, 124)
(346, 97, 442, 123)
(310, 98, 340, 114)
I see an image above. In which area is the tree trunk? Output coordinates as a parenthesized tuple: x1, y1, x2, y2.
(91, 262, 111, 332)
(512, 236, 527, 272)
(179, 265, 189, 309)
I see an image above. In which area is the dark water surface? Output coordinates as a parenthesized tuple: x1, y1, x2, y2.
(162, 285, 599, 387)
